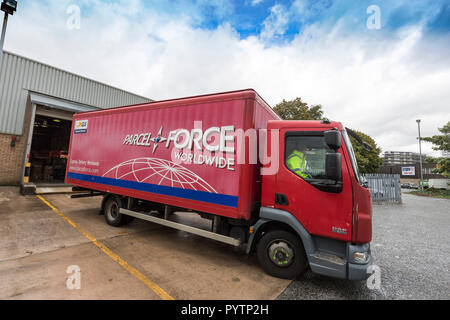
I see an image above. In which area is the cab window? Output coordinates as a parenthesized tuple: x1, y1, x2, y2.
(285, 134, 333, 180)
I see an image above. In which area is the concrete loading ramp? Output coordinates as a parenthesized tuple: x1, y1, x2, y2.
(0, 187, 290, 299)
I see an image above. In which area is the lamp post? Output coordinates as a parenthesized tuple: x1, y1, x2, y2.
(416, 119, 424, 192)
(0, 0, 17, 68)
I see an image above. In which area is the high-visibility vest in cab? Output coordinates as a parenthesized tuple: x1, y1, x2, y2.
(286, 150, 308, 178)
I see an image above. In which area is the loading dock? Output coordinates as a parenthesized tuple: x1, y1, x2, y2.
(20, 93, 98, 194)
(29, 113, 71, 184)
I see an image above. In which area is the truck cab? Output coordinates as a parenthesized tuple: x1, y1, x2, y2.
(249, 120, 373, 280)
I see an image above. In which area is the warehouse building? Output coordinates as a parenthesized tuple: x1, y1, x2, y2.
(0, 51, 151, 192)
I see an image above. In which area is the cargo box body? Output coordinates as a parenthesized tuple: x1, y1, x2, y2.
(66, 90, 279, 220)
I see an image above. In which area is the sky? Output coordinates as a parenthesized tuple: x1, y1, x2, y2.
(3, 0, 450, 156)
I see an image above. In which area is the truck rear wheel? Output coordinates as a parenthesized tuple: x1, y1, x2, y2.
(257, 230, 307, 279)
(104, 196, 134, 227)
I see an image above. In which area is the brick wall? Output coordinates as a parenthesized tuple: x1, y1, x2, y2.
(0, 102, 31, 185)
(400, 178, 420, 184)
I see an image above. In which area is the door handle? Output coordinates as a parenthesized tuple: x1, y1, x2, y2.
(275, 193, 289, 206)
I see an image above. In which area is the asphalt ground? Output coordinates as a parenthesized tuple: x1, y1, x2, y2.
(278, 193, 450, 300)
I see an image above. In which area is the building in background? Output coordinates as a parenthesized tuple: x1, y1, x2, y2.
(383, 151, 426, 166)
(378, 162, 445, 183)
(0, 51, 152, 191)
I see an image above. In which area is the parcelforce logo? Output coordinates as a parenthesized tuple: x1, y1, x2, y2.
(74, 120, 88, 134)
(122, 125, 235, 154)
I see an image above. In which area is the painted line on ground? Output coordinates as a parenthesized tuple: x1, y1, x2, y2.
(36, 195, 174, 300)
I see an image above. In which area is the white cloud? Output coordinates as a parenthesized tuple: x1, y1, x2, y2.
(291, 0, 306, 17)
(4, 0, 449, 157)
(251, 0, 265, 6)
(260, 4, 290, 40)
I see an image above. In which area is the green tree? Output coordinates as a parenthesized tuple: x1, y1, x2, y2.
(425, 156, 437, 163)
(273, 98, 324, 120)
(348, 130, 383, 173)
(421, 121, 450, 177)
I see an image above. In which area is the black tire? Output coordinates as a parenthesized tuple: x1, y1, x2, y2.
(256, 230, 308, 279)
(103, 196, 134, 227)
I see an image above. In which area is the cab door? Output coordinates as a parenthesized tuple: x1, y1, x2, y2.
(274, 129, 353, 241)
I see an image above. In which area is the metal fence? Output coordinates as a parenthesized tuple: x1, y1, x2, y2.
(362, 173, 402, 203)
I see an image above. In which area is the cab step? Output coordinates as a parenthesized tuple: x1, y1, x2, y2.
(313, 251, 346, 265)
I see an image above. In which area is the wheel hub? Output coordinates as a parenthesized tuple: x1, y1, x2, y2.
(268, 240, 294, 267)
(109, 202, 119, 219)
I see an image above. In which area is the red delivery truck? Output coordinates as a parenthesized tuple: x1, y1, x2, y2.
(66, 89, 373, 280)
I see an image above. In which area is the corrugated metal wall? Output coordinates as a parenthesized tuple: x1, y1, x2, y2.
(0, 51, 152, 135)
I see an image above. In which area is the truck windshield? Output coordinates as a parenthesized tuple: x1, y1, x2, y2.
(342, 130, 362, 184)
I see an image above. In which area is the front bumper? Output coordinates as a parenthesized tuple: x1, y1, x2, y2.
(347, 255, 373, 280)
(346, 243, 373, 280)
(308, 242, 373, 281)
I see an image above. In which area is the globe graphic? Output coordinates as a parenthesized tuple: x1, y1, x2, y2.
(102, 157, 217, 193)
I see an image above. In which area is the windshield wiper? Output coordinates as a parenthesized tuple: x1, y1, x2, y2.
(345, 127, 372, 151)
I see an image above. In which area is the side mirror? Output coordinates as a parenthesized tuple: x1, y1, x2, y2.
(324, 130, 341, 150)
(325, 153, 342, 181)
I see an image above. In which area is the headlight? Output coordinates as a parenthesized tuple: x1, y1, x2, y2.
(354, 252, 369, 264)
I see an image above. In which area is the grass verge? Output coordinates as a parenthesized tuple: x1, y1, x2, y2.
(410, 188, 450, 199)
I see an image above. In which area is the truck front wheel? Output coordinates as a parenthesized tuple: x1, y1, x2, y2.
(104, 196, 134, 227)
(257, 230, 307, 279)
